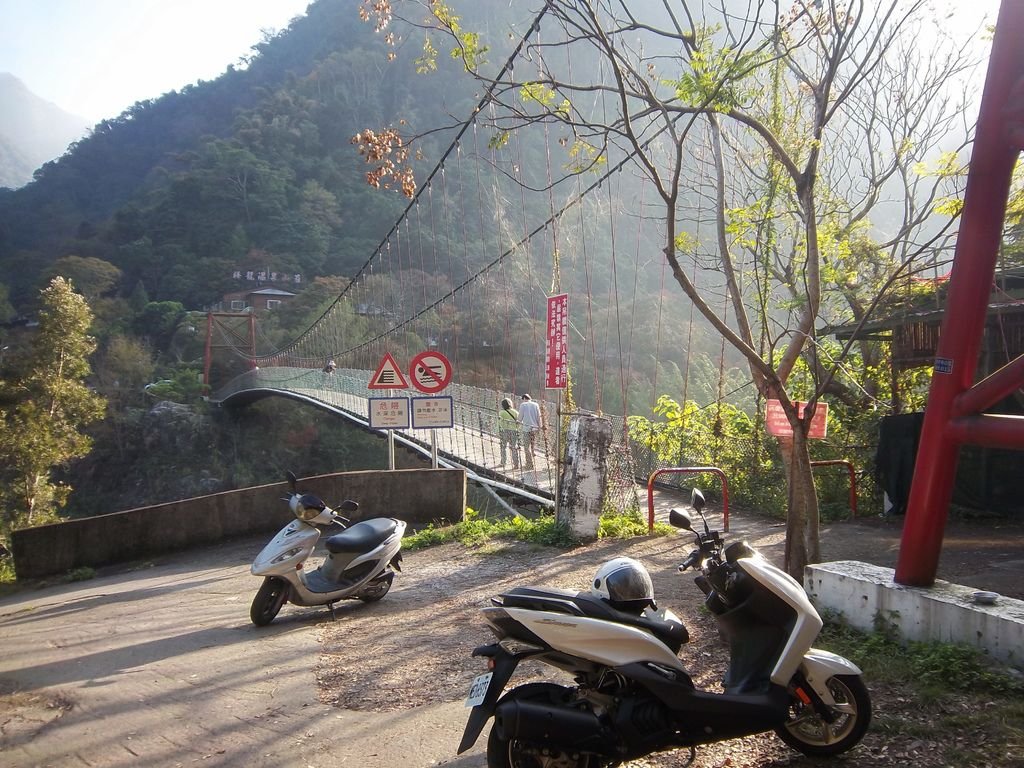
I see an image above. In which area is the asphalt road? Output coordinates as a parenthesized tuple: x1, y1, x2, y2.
(0, 535, 486, 768)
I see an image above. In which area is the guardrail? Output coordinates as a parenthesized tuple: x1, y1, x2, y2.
(810, 459, 858, 518)
(647, 466, 730, 533)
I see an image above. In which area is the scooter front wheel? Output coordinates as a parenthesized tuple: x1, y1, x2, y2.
(250, 577, 290, 626)
(775, 673, 872, 756)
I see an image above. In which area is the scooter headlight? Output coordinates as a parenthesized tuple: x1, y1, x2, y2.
(272, 546, 304, 564)
(296, 505, 321, 521)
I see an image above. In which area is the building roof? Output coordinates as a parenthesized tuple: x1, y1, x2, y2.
(244, 288, 297, 297)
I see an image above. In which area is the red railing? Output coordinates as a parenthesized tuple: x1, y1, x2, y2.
(647, 467, 730, 533)
(809, 459, 858, 519)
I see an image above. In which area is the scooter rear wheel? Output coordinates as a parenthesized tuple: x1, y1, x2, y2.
(486, 684, 611, 768)
(775, 673, 872, 756)
(357, 571, 394, 602)
(250, 577, 289, 626)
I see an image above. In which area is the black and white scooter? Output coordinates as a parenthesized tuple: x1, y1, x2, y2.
(458, 489, 871, 767)
(249, 472, 405, 626)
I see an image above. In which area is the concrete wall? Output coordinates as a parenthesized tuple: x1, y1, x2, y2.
(806, 560, 1024, 666)
(12, 468, 466, 579)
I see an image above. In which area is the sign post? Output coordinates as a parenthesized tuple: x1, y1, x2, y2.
(546, 294, 569, 517)
(545, 294, 569, 390)
(412, 396, 454, 468)
(368, 353, 410, 470)
(409, 351, 453, 394)
(409, 351, 454, 469)
(764, 399, 828, 439)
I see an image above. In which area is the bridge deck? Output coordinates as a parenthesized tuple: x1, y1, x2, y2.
(212, 368, 559, 499)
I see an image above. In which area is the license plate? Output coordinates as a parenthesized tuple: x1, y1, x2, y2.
(465, 672, 493, 707)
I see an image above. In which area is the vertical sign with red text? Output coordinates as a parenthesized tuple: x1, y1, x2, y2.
(545, 293, 569, 389)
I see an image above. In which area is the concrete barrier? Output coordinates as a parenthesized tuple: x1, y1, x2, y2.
(806, 560, 1024, 666)
(11, 468, 466, 579)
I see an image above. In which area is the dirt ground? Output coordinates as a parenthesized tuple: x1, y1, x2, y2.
(2, 501, 1022, 768)
(316, 505, 1024, 767)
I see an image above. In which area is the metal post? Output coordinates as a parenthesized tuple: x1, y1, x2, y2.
(895, 0, 1024, 586)
(554, 398, 561, 516)
(387, 388, 396, 470)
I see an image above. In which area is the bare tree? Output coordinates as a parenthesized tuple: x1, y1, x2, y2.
(356, 0, 984, 576)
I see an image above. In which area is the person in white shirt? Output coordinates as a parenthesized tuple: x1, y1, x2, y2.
(518, 394, 542, 470)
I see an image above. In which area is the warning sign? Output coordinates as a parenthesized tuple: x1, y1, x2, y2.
(368, 352, 409, 390)
(765, 400, 828, 439)
(409, 351, 453, 394)
(411, 396, 454, 429)
(368, 397, 410, 429)
(545, 293, 569, 389)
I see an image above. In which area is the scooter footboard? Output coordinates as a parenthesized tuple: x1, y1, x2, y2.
(799, 649, 863, 706)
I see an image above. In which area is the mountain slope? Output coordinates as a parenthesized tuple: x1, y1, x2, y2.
(0, 73, 90, 189)
(0, 0, 512, 307)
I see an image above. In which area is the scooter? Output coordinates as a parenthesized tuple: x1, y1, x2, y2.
(458, 489, 871, 767)
(249, 471, 406, 626)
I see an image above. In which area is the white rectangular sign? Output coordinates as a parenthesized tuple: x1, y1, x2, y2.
(368, 397, 410, 429)
(411, 396, 454, 429)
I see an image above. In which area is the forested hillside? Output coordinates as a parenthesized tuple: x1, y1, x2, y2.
(0, 0, 511, 310)
(0, 0, 522, 529)
(3, 0, 996, 545)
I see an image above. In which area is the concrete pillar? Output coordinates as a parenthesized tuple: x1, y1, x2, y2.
(558, 414, 612, 539)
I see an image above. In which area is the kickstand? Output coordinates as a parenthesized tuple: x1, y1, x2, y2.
(680, 746, 696, 767)
(328, 602, 337, 621)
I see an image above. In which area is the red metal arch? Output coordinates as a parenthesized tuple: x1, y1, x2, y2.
(896, 1, 1024, 586)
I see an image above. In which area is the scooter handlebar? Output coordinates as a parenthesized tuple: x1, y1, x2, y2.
(678, 550, 701, 572)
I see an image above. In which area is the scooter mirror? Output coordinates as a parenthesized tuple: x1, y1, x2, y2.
(669, 508, 694, 530)
(691, 488, 706, 513)
(339, 499, 359, 513)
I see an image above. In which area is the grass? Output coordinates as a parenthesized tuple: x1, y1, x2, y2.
(402, 505, 674, 551)
(820, 616, 1024, 697)
(402, 508, 576, 550)
(819, 615, 1024, 761)
(598, 507, 675, 538)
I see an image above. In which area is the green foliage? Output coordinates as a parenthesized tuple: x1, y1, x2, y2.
(672, 27, 768, 111)
(41, 256, 122, 301)
(0, 278, 106, 538)
(0, 282, 14, 324)
(429, 1, 489, 72)
(598, 507, 673, 538)
(143, 365, 205, 404)
(402, 507, 574, 551)
(134, 301, 186, 352)
(0, 557, 14, 584)
(63, 566, 97, 583)
(821, 617, 1024, 697)
(629, 394, 784, 513)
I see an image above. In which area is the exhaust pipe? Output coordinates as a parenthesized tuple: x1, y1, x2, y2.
(493, 699, 614, 754)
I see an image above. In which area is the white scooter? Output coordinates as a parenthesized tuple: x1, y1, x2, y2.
(458, 489, 871, 767)
(249, 472, 406, 626)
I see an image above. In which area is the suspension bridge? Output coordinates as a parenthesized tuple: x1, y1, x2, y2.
(201, 1, 1024, 591)
(203, 4, 742, 507)
(212, 365, 571, 504)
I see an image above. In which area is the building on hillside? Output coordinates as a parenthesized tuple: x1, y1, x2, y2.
(214, 287, 298, 313)
(825, 266, 1024, 518)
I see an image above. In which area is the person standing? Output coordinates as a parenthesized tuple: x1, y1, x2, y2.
(518, 394, 542, 470)
(497, 397, 521, 469)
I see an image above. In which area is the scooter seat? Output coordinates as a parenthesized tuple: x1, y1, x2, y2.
(325, 518, 399, 553)
(498, 586, 690, 653)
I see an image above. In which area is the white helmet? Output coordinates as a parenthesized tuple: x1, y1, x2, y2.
(591, 557, 655, 613)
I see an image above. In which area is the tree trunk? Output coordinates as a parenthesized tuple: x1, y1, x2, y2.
(780, 430, 821, 579)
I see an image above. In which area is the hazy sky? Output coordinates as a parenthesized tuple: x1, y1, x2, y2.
(0, 0, 1005, 128)
(0, 0, 311, 123)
